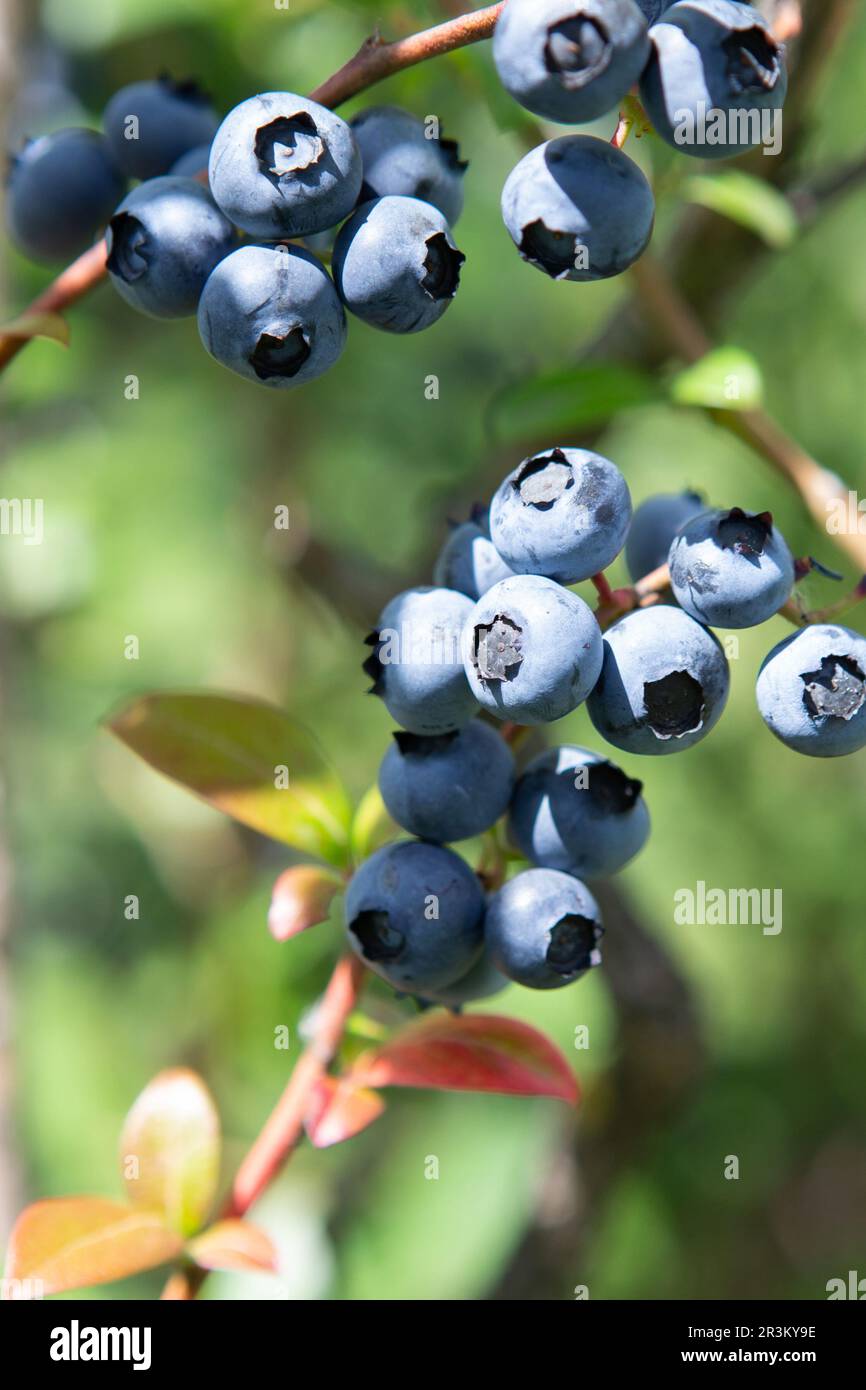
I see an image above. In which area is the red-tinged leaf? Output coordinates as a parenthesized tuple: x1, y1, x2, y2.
(119, 1068, 219, 1237)
(3, 1198, 183, 1295)
(187, 1220, 278, 1275)
(107, 693, 353, 867)
(268, 865, 341, 942)
(305, 1076, 386, 1149)
(351, 1014, 580, 1104)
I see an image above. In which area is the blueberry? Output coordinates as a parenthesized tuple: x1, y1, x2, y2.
(489, 447, 632, 583)
(351, 105, 467, 225)
(625, 490, 706, 582)
(668, 507, 794, 628)
(364, 587, 478, 735)
(432, 506, 516, 600)
(103, 77, 219, 180)
(169, 142, 212, 178)
(106, 177, 236, 319)
(208, 92, 362, 238)
(640, 1, 788, 160)
(344, 840, 484, 992)
(462, 575, 603, 725)
(493, 0, 650, 124)
(485, 867, 603, 989)
(502, 135, 655, 281)
(197, 243, 346, 388)
(416, 945, 511, 1008)
(756, 624, 866, 758)
(6, 128, 125, 263)
(379, 721, 516, 843)
(509, 744, 650, 878)
(333, 196, 465, 334)
(587, 605, 730, 754)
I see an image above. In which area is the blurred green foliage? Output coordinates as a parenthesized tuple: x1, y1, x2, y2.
(1, 0, 866, 1300)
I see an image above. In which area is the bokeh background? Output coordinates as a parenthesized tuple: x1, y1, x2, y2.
(1, 0, 865, 1300)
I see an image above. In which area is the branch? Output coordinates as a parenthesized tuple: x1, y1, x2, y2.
(0, 241, 107, 372)
(309, 4, 504, 109)
(163, 953, 365, 1299)
(0, 4, 504, 376)
(629, 251, 866, 575)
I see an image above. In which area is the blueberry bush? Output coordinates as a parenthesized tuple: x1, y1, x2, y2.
(2, 0, 866, 1301)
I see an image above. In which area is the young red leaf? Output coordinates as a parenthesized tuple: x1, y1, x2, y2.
(305, 1076, 386, 1149)
(351, 1014, 579, 1104)
(268, 865, 341, 942)
(119, 1068, 219, 1237)
(187, 1219, 278, 1275)
(107, 693, 353, 867)
(3, 1198, 183, 1295)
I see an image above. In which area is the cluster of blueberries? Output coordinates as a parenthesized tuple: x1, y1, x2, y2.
(5, 77, 468, 386)
(346, 449, 866, 1005)
(6, 1, 787, 388)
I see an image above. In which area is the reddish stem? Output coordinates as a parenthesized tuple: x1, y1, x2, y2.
(228, 954, 364, 1216)
(163, 953, 365, 1298)
(591, 572, 615, 605)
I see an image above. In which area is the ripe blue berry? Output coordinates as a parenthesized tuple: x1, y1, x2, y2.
(364, 587, 478, 735)
(433, 507, 516, 600)
(640, 1, 788, 160)
(462, 575, 603, 725)
(417, 946, 510, 1008)
(489, 447, 632, 583)
(625, 490, 705, 582)
(756, 624, 866, 758)
(485, 867, 603, 989)
(333, 196, 465, 334)
(197, 243, 346, 388)
(509, 744, 650, 878)
(635, 0, 666, 19)
(493, 0, 650, 124)
(345, 840, 484, 992)
(587, 605, 730, 754)
(169, 142, 212, 177)
(668, 507, 794, 629)
(378, 721, 516, 843)
(6, 128, 125, 263)
(106, 177, 236, 319)
(351, 105, 467, 225)
(208, 92, 362, 238)
(103, 77, 219, 180)
(502, 135, 655, 281)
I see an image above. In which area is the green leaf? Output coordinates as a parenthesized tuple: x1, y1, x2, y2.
(0, 312, 70, 347)
(349, 784, 396, 863)
(683, 172, 799, 250)
(119, 1068, 220, 1237)
(107, 692, 353, 866)
(670, 347, 763, 411)
(3, 1198, 183, 1294)
(489, 363, 660, 444)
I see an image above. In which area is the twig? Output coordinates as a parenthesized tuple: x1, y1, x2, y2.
(163, 953, 365, 1299)
(0, 4, 504, 376)
(629, 251, 866, 575)
(780, 575, 866, 627)
(0, 241, 107, 372)
(309, 4, 504, 109)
